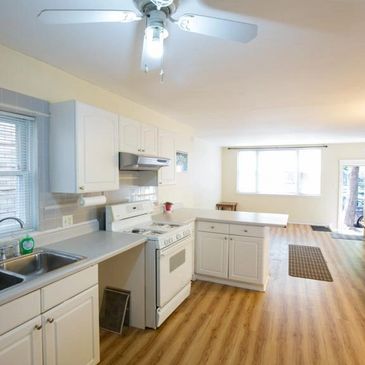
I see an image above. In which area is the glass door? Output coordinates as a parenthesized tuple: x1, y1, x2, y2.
(338, 161, 365, 234)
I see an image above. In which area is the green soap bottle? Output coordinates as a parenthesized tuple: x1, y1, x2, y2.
(19, 235, 35, 255)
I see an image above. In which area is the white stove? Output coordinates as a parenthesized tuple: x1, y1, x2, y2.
(105, 201, 193, 328)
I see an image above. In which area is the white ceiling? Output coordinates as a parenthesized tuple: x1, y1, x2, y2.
(1, 0, 365, 146)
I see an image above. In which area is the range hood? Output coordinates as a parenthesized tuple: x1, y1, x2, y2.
(119, 152, 170, 171)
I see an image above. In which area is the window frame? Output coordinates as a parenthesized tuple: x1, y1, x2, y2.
(236, 148, 322, 197)
(0, 111, 37, 237)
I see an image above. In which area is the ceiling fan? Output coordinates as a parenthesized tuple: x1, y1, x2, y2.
(38, 0, 257, 81)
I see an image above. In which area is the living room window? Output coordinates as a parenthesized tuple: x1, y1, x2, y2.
(237, 148, 321, 196)
(0, 112, 35, 235)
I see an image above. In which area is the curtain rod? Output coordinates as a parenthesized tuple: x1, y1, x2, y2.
(227, 144, 328, 150)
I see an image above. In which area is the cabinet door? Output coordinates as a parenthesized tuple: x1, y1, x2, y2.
(0, 316, 43, 365)
(141, 123, 158, 156)
(119, 116, 141, 154)
(158, 130, 176, 185)
(229, 235, 263, 284)
(43, 285, 99, 365)
(196, 232, 228, 278)
(76, 102, 119, 192)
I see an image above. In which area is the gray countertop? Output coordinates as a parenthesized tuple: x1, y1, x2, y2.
(153, 208, 289, 227)
(1, 208, 288, 306)
(0, 231, 146, 306)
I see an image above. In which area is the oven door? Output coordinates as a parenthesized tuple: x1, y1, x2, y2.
(156, 236, 193, 308)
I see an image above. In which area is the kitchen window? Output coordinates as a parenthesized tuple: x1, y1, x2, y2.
(0, 112, 35, 235)
(237, 148, 321, 196)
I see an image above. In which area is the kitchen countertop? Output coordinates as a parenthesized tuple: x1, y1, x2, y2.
(0, 231, 146, 306)
(153, 208, 288, 227)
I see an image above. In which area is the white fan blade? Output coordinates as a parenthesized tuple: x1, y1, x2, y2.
(140, 34, 163, 72)
(175, 14, 257, 43)
(38, 9, 142, 24)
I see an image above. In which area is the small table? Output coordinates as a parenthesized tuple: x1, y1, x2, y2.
(216, 202, 238, 211)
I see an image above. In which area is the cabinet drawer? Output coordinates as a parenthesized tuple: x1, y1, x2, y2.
(229, 224, 265, 238)
(0, 291, 41, 335)
(197, 221, 229, 234)
(41, 265, 98, 312)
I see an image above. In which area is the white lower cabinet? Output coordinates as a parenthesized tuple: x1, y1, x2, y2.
(43, 285, 99, 365)
(195, 222, 268, 291)
(196, 232, 228, 278)
(0, 266, 100, 365)
(0, 316, 43, 365)
(228, 235, 262, 283)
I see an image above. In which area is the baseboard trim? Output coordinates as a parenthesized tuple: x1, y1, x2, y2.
(195, 274, 268, 292)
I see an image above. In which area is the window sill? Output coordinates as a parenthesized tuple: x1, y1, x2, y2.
(235, 191, 321, 198)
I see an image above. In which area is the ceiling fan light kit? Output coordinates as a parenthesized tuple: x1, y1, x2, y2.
(37, 0, 258, 81)
(150, 0, 174, 11)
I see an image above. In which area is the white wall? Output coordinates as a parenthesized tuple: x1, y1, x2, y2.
(158, 136, 222, 209)
(222, 143, 365, 227)
(192, 139, 222, 209)
(0, 44, 221, 216)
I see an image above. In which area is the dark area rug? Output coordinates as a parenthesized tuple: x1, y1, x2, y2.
(288, 244, 333, 282)
(311, 225, 331, 232)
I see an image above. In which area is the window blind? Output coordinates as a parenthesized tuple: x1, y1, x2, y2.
(0, 112, 35, 235)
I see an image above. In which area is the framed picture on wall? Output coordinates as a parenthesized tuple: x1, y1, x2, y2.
(176, 151, 188, 173)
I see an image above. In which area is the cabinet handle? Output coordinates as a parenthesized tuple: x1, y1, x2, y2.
(230, 238, 233, 241)
(224, 237, 227, 240)
(211, 226, 215, 229)
(47, 318, 55, 324)
(244, 229, 248, 233)
(34, 324, 42, 330)
(79, 186, 85, 191)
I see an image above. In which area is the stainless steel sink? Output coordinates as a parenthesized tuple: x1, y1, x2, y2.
(0, 249, 85, 291)
(0, 250, 85, 278)
(0, 270, 24, 291)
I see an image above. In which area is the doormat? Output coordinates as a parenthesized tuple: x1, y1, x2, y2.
(311, 225, 331, 232)
(331, 233, 364, 241)
(288, 245, 333, 282)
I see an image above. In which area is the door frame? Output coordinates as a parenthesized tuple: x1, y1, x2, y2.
(338, 160, 365, 232)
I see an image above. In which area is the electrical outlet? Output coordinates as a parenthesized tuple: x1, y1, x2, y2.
(62, 215, 73, 228)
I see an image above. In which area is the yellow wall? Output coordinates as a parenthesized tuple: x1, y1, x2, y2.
(222, 143, 365, 227)
(0, 44, 194, 136)
(0, 44, 221, 209)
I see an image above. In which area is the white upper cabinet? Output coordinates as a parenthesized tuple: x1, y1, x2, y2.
(118, 117, 141, 154)
(158, 129, 176, 185)
(50, 101, 119, 193)
(119, 117, 158, 156)
(141, 123, 158, 155)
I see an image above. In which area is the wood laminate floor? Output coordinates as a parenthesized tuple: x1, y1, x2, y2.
(99, 224, 365, 365)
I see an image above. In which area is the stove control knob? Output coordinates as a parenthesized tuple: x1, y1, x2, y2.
(176, 234, 182, 240)
(170, 238, 174, 243)
(164, 239, 169, 246)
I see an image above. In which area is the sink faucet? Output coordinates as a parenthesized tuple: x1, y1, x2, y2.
(0, 217, 25, 229)
(0, 217, 25, 260)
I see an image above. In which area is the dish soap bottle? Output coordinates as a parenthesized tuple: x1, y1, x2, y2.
(19, 234, 35, 255)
